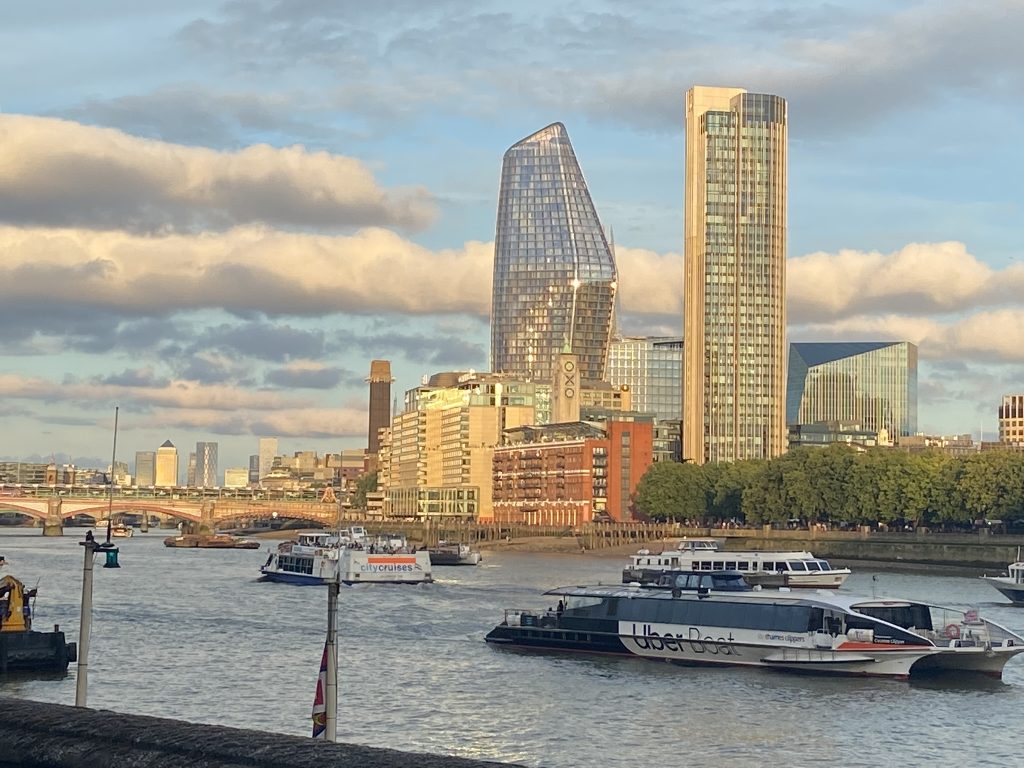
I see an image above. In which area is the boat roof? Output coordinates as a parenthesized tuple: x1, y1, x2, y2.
(544, 583, 951, 613)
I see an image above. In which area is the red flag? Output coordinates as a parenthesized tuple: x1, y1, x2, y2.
(311, 641, 328, 739)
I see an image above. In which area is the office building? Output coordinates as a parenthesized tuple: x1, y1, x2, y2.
(186, 452, 197, 487)
(367, 360, 393, 455)
(683, 86, 788, 464)
(223, 468, 249, 488)
(787, 342, 918, 442)
(491, 122, 618, 383)
(257, 437, 278, 484)
(607, 336, 682, 423)
(135, 451, 156, 486)
(195, 441, 218, 487)
(248, 455, 260, 486)
(155, 440, 179, 487)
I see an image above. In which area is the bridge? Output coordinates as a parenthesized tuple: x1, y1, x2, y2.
(0, 483, 342, 535)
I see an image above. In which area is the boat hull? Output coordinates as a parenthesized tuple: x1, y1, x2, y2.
(260, 550, 433, 585)
(0, 630, 77, 673)
(982, 578, 1024, 605)
(429, 552, 482, 566)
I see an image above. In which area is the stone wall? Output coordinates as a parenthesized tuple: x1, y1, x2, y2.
(0, 698, 524, 768)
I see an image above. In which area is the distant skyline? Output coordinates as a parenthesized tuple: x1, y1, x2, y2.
(2, 0, 1023, 471)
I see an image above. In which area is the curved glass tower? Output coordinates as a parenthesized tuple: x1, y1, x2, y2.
(491, 123, 618, 383)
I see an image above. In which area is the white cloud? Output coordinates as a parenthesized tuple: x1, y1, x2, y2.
(0, 114, 435, 232)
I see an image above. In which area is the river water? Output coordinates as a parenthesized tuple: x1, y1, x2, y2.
(1, 528, 1022, 767)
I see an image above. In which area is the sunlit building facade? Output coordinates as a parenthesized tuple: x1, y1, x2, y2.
(999, 394, 1024, 445)
(491, 122, 618, 383)
(683, 86, 787, 464)
(607, 336, 683, 423)
(155, 440, 178, 487)
(787, 342, 918, 442)
(135, 451, 156, 487)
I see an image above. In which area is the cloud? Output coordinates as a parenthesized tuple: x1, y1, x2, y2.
(265, 361, 348, 389)
(0, 114, 435, 233)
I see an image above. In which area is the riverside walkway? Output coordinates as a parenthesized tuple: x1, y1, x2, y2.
(0, 698, 524, 768)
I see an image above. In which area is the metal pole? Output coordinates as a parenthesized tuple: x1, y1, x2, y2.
(75, 538, 96, 707)
(106, 406, 118, 544)
(325, 573, 339, 742)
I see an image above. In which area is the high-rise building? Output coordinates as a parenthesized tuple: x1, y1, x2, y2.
(491, 122, 618, 384)
(997, 395, 1024, 445)
(135, 451, 156, 486)
(155, 440, 179, 487)
(195, 442, 218, 487)
(607, 336, 683, 423)
(257, 437, 278, 483)
(683, 86, 788, 464)
(787, 342, 918, 442)
(248, 454, 260, 486)
(367, 360, 393, 455)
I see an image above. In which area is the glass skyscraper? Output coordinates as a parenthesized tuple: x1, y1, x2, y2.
(606, 336, 683, 423)
(683, 86, 788, 464)
(195, 441, 218, 488)
(787, 342, 918, 440)
(491, 122, 618, 383)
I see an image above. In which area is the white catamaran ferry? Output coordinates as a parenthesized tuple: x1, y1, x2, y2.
(624, 538, 850, 588)
(486, 579, 1024, 679)
(260, 529, 432, 586)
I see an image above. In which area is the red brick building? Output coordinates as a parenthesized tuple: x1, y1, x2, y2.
(492, 419, 654, 526)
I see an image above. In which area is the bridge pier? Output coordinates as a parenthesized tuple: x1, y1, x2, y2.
(42, 498, 63, 537)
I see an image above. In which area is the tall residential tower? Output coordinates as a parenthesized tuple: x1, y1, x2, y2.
(683, 86, 788, 464)
(491, 122, 618, 383)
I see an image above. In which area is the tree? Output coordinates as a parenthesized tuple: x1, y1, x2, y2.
(352, 471, 378, 510)
(634, 461, 708, 522)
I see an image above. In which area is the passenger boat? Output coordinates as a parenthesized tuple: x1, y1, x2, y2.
(111, 523, 134, 538)
(260, 530, 432, 586)
(0, 574, 77, 673)
(485, 575, 1024, 679)
(624, 538, 850, 588)
(982, 550, 1024, 604)
(428, 541, 482, 566)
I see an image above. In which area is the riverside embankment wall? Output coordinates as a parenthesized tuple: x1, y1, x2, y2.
(0, 697, 523, 768)
(715, 528, 1024, 570)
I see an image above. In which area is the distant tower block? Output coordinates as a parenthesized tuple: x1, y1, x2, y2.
(367, 360, 394, 455)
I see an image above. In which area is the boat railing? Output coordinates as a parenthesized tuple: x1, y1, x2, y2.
(502, 608, 560, 627)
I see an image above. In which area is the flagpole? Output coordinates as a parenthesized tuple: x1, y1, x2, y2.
(325, 565, 339, 742)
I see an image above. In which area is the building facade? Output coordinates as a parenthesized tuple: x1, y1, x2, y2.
(607, 336, 682, 423)
(787, 342, 918, 442)
(195, 442, 218, 487)
(1000, 395, 1024, 445)
(491, 122, 618, 384)
(367, 360, 393, 456)
(257, 437, 278, 484)
(683, 86, 788, 465)
(492, 419, 654, 526)
(135, 451, 156, 486)
(223, 468, 249, 488)
(155, 440, 178, 487)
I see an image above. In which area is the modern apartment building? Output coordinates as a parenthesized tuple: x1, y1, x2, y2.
(491, 122, 618, 384)
(787, 342, 918, 442)
(195, 441, 218, 487)
(135, 451, 156, 486)
(155, 440, 179, 487)
(607, 336, 683, 423)
(683, 86, 788, 464)
(999, 395, 1024, 445)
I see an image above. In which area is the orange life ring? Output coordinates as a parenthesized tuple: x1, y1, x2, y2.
(944, 623, 961, 640)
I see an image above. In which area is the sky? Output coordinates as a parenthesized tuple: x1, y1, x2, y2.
(2, 0, 1023, 474)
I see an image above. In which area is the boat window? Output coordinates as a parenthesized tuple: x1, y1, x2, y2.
(566, 596, 604, 610)
(761, 562, 774, 571)
(736, 562, 750, 571)
(818, 561, 831, 571)
(788, 561, 808, 571)
(712, 561, 724, 570)
(776, 562, 790, 571)
(805, 561, 822, 571)
(855, 604, 933, 631)
(725, 561, 737, 570)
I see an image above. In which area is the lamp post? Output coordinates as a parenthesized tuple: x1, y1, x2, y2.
(325, 570, 339, 742)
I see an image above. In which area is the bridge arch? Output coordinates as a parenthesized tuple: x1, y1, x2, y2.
(61, 504, 202, 523)
(0, 503, 48, 521)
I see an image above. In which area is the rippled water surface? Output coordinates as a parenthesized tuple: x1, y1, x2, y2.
(2, 528, 1023, 767)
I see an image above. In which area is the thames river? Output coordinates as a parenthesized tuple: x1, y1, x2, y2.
(1, 528, 1022, 767)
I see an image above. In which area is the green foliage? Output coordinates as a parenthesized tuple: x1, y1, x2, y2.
(633, 447, 1024, 528)
(352, 471, 378, 510)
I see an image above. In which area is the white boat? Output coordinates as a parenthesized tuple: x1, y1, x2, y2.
(428, 541, 482, 566)
(260, 531, 432, 586)
(111, 523, 134, 538)
(486, 580, 1024, 679)
(623, 538, 850, 588)
(982, 550, 1024, 604)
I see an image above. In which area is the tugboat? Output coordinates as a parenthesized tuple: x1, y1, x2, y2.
(0, 574, 77, 673)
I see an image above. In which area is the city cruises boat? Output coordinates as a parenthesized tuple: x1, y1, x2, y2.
(485, 577, 1024, 679)
(260, 531, 432, 586)
(982, 551, 1024, 604)
(624, 539, 850, 588)
(428, 541, 482, 566)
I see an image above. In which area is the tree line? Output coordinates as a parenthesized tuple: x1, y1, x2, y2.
(633, 445, 1024, 529)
